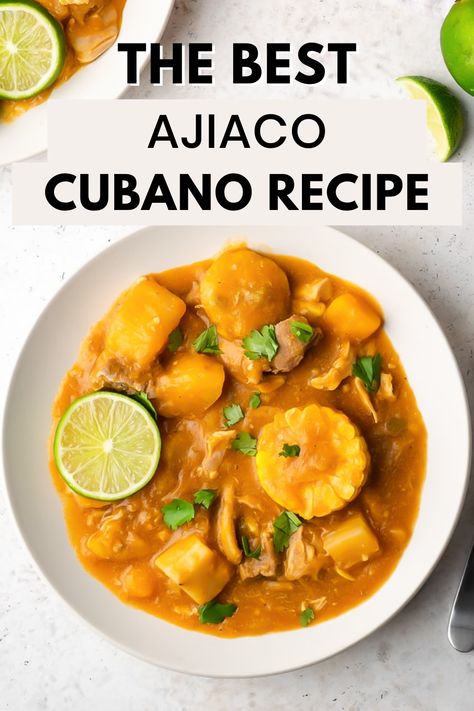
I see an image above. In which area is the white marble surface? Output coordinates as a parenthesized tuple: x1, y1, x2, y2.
(1, 0, 474, 708)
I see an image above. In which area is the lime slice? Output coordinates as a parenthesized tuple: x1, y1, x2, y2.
(397, 75, 464, 161)
(0, 0, 66, 100)
(54, 391, 161, 501)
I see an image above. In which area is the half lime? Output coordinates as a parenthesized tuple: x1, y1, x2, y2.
(54, 391, 161, 501)
(0, 0, 66, 100)
(397, 75, 464, 161)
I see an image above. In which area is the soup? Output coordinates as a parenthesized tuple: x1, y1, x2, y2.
(50, 245, 426, 636)
(1, 0, 126, 122)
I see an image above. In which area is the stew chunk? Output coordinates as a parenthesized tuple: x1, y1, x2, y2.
(152, 352, 225, 418)
(155, 533, 233, 604)
(105, 277, 186, 368)
(256, 404, 369, 519)
(200, 249, 290, 340)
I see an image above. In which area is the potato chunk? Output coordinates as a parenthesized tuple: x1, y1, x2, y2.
(324, 293, 381, 341)
(155, 534, 233, 604)
(322, 513, 380, 569)
(200, 249, 290, 340)
(153, 352, 225, 418)
(105, 278, 186, 368)
(256, 404, 369, 519)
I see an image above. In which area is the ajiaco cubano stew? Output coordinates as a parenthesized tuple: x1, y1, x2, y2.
(50, 246, 426, 636)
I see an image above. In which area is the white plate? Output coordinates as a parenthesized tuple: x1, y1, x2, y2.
(2, 226, 471, 677)
(0, 0, 174, 166)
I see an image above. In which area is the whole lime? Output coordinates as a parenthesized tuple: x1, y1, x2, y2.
(441, 0, 474, 96)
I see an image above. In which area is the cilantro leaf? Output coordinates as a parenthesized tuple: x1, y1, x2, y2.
(223, 403, 244, 428)
(279, 443, 301, 458)
(198, 601, 237, 624)
(300, 607, 315, 627)
(193, 325, 221, 354)
(161, 499, 195, 530)
(168, 327, 183, 353)
(241, 535, 261, 559)
(193, 489, 217, 509)
(129, 392, 157, 420)
(290, 321, 314, 344)
(273, 511, 302, 553)
(249, 392, 261, 409)
(231, 431, 257, 456)
(352, 353, 382, 393)
(243, 325, 279, 361)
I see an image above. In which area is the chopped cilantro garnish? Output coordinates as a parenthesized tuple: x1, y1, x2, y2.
(243, 325, 279, 361)
(273, 511, 302, 552)
(223, 403, 244, 427)
(290, 321, 314, 344)
(168, 327, 183, 352)
(300, 607, 315, 627)
(198, 601, 237, 624)
(231, 431, 257, 456)
(161, 499, 195, 530)
(241, 535, 261, 559)
(193, 489, 217, 509)
(193, 325, 221, 354)
(279, 443, 301, 458)
(352, 353, 382, 393)
(249, 392, 261, 409)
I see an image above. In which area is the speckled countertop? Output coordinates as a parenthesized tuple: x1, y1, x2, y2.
(1, 0, 473, 709)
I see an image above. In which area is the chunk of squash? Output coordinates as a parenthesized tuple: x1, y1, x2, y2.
(324, 293, 381, 342)
(153, 352, 225, 418)
(322, 512, 380, 569)
(105, 277, 186, 368)
(155, 533, 233, 604)
(200, 248, 290, 340)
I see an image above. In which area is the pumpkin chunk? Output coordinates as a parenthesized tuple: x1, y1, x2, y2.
(155, 533, 233, 604)
(322, 513, 380, 569)
(324, 293, 381, 342)
(105, 277, 186, 368)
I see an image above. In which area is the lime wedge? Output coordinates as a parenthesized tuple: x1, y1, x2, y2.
(0, 0, 66, 100)
(54, 392, 161, 501)
(397, 75, 464, 161)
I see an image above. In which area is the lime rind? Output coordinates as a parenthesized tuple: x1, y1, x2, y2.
(53, 391, 161, 501)
(0, 0, 66, 100)
(397, 75, 464, 161)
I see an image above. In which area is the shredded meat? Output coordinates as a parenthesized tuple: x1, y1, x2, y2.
(353, 377, 378, 423)
(198, 430, 235, 479)
(216, 484, 242, 565)
(239, 529, 278, 581)
(284, 527, 323, 581)
(219, 337, 265, 385)
(378, 373, 396, 402)
(268, 315, 320, 374)
(90, 350, 148, 394)
(310, 340, 354, 391)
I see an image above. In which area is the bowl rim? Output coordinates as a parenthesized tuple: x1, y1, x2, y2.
(1, 225, 471, 677)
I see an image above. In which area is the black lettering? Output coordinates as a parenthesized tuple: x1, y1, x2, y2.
(117, 43, 147, 84)
(80, 174, 108, 211)
(148, 115, 178, 148)
(220, 115, 250, 148)
(296, 43, 325, 84)
(327, 43, 357, 83)
(114, 174, 140, 210)
(269, 174, 298, 210)
(267, 43, 291, 84)
(376, 174, 403, 210)
(301, 174, 323, 210)
(215, 174, 252, 210)
(255, 114, 286, 148)
(142, 174, 177, 210)
(233, 43, 262, 84)
(179, 174, 211, 209)
(188, 43, 213, 84)
(292, 114, 325, 148)
(407, 173, 428, 210)
(327, 173, 358, 211)
(150, 43, 184, 85)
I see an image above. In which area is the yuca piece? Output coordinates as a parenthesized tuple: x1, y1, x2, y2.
(256, 404, 369, 519)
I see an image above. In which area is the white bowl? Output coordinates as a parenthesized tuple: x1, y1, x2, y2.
(0, 0, 174, 166)
(2, 226, 471, 677)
